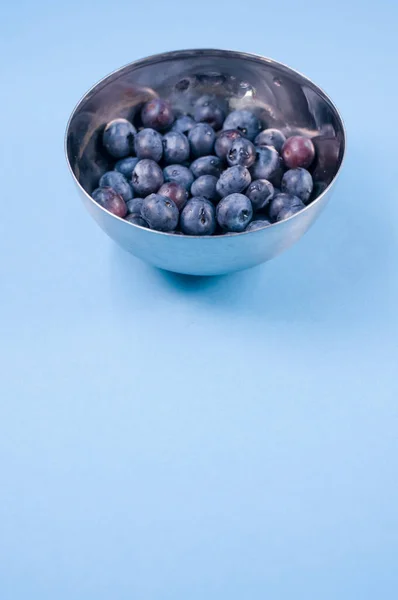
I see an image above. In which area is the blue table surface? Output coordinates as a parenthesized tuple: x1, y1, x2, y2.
(1, 1, 397, 598)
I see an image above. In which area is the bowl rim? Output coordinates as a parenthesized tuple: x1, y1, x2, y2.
(65, 48, 347, 238)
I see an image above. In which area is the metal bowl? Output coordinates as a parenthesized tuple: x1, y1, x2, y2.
(65, 49, 346, 276)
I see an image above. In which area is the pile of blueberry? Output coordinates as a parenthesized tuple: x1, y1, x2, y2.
(92, 94, 318, 235)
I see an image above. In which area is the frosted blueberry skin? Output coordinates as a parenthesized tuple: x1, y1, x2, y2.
(227, 137, 256, 168)
(157, 182, 188, 211)
(163, 165, 194, 191)
(99, 171, 133, 202)
(245, 219, 271, 232)
(214, 129, 242, 161)
(255, 128, 286, 153)
(188, 123, 216, 158)
(276, 205, 303, 221)
(171, 115, 196, 135)
(216, 165, 251, 198)
(269, 193, 304, 222)
(126, 197, 144, 215)
(180, 197, 217, 236)
(222, 110, 262, 141)
(245, 179, 274, 211)
(102, 118, 136, 158)
(125, 213, 149, 227)
(134, 128, 163, 162)
(131, 159, 164, 197)
(190, 156, 223, 178)
(281, 168, 313, 204)
(250, 145, 282, 185)
(115, 157, 139, 179)
(92, 187, 127, 218)
(162, 131, 190, 165)
(216, 193, 253, 233)
(191, 175, 219, 202)
(193, 95, 226, 130)
(141, 193, 179, 232)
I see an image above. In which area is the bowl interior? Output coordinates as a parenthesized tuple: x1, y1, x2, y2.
(66, 49, 345, 205)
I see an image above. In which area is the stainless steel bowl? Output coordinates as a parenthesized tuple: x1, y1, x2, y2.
(65, 49, 346, 276)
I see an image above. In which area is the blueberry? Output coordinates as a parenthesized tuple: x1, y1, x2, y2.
(216, 165, 251, 198)
(134, 128, 163, 162)
(141, 98, 174, 131)
(126, 197, 144, 215)
(281, 135, 315, 169)
(190, 156, 223, 178)
(162, 131, 190, 164)
(245, 179, 274, 211)
(163, 164, 194, 191)
(188, 123, 216, 157)
(269, 193, 304, 222)
(276, 205, 304, 222)
(191, 175, 219, 201)
(125, 213, 149, 227)
(132, 159, 164, 196)
(245, 219, 271, 232)
(222, 110, 261, 141)
(250, 146, 282, 184)
(214, 129, 242, 161)
(216, 193, 253, 232)
(180, 197, 216, 235)
(193, 95, 225, 130)
(102, 118, 136, 158)
(92, 187, 127, 217)
(99, 170, 133, 201)
(141, 194, 179, 232)
(115, 156, 139, 179)
(158, 182, 188, 211)
(171, 115, 196, 135)
(227, 137, 256, 168)
(254, 128, 286, 153)
(281, 168, 313, 204)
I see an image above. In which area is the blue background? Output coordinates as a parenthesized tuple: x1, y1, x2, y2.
(1, 1, 398, 598)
